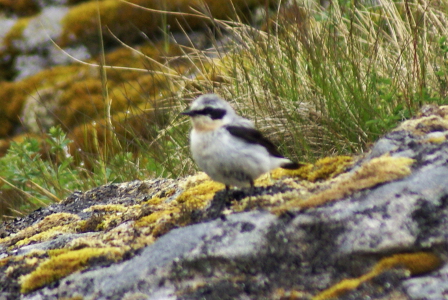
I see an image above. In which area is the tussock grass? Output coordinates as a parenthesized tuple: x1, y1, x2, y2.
(208, 0, 448, 161)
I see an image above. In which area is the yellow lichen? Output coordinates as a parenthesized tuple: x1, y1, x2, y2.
(271, 163, 313, 181)
(59, 0, 268, 48)
(274, 288, 310, 299)
(134, 209, 179, 228)
(1, 213, 80, 247)
(47, 248, 70, 257)
(58, 296, 83, 300)
(3, 17, 30, 49)
(83, 204, 128, 213)
(307, 156, 353, 182)
(77, 215, 105, 233)
(60, 0, 126, 46)
(65, 237, 108, 250)
(176, 180, 224, 210)
(78, 203, 144, 233)
(424, 135, 446, 144)
(143, 196, 165, 206)
(101, 221, 154, 250)
(14, 223, 80, 247)
(272, 156, 353, 182)
(396, 115, 448, 135)
(277, 155, 414, 211)
(0, 0, 39, 16)
(0, 257, 11, 268)
(313, 252, 441, 300)
(20, 247, 124, 293)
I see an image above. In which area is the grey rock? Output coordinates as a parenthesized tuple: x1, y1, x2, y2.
(2, 112, 448, 300)
(404, 263, 448, 299)
(368, 137, 399, 158)
(15, 233, 95, 256)
(12, 6, 70, 80)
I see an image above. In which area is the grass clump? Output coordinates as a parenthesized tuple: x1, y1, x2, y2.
(211, 0, 448, 161)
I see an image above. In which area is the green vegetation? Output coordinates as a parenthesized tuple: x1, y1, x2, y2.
(0, 126, 155, 211)
(0, 0, 447, 218)
(216, 0, 448, 160)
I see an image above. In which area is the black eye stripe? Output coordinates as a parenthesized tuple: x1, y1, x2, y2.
(195, 108, 226, 120)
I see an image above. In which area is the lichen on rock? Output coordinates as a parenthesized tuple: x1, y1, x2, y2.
(1, 106, 448, 300)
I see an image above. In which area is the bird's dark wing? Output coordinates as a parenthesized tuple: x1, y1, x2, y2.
(225, 125, 284, 158)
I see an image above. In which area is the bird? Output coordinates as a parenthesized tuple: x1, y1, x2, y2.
(181, 94, 302, 197)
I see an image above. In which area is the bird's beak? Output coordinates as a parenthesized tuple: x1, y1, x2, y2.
(180, 109, 195, 116)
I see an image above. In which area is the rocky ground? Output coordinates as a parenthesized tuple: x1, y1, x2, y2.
(1, 105, 448, 299)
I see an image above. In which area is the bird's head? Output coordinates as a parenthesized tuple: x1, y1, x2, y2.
(181, 94, 235, 132)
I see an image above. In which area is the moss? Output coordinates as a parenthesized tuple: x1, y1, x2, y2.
(47, 248, 70, 257)
(54, 79, 112, 130)
(276, 155, 414, 211)
(134, 209, 179, 228)
(3, 17, 30, 49)
(2, 250, 47, 282)
(107, 74, 172, 109)
(84, 204, 128, 213)
(0, 64, 92, 138)
(14, 222, 81, 248)
(59, 0, 156, 49)
(0, 17, 31, 80)
(0, 213, 80, 247)
(104, 42, 183, 83)
(272, 156, 353, 182)
(0, 256, 11, 268)
(176, 180, 224, 209)
(0, 81, 28, 137)
(313, 252, 441, 300)
(20, 247, 123, 293)
(424, 135, 446, 144)
(82, 203, 143, 232)
(397, 115, 448, 135)
(143, 196, 165, 206)
(58, 296, 84, 300)
(0, 0, 39, 16)
(274, 288, 309, 299)
(59, 0, 274, 50)
(77, 213, 105, 233)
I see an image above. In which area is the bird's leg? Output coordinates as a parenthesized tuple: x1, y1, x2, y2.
(215, 185, 230, 218)
(248, 180, 254, 209)
(223, 185, 230, 209)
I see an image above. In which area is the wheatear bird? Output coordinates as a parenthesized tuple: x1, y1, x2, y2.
(181, 94, 302, 195)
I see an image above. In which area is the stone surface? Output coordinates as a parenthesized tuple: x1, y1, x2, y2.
(1, 108, 448, 300)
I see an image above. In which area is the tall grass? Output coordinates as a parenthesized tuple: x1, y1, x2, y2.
(206, 0, 448, 161)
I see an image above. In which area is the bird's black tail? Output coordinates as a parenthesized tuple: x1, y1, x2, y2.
(281, 161, 304, 170)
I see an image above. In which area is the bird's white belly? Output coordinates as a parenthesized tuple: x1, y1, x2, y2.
(190, 130, 271, 187)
